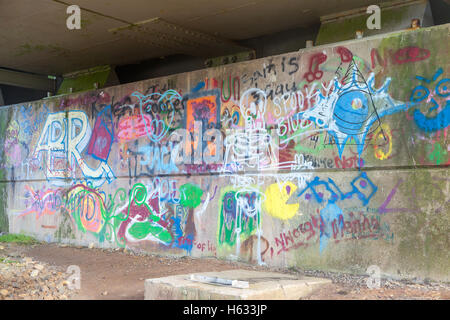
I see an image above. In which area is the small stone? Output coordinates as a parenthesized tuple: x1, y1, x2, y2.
(0, 289, 8, 296)
(30, 269, 40, 278)
(101, 291, 108, 296)
(34, 264, 45, 271)
(8, 252, 21, 258)
(23, 257, 34, 264)
(0, 245, 4, 250)
(41, 285, 50, 292)
(88, 243, 94, 249)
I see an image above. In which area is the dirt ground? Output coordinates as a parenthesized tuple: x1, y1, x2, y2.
(1, 242, 449, 300)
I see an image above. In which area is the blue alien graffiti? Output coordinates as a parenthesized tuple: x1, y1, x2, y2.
(297, 60, 410, 159)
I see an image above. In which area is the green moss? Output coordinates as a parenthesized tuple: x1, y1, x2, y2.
(57, 65, 111, 95)
(0, 108, 11, 233)
(393, 170, 450, 278)
(374, 26, 448, 101)
(315, 4, 413, 46)
(15, 43, 70, 57)
(55, 211, 76, 241)
(316, 17, 367, 46)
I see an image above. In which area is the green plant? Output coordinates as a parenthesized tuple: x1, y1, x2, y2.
(0, 257, 19, 264)
(0, 233, 38, 245)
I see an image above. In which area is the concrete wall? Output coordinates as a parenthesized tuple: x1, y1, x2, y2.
(0, 24, 448, 281)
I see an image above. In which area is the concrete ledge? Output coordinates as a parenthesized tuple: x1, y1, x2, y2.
(144, 269, 332, 300)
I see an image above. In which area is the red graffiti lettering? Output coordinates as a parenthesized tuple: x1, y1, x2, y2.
(371, 46, 430, 69)
(393, 46, 430, 64)
(304, 52, 327, 82)
(337, 46, 353, 63)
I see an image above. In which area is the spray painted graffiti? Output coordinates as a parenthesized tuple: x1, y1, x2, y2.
(3, 25, 449, 279)
(218, 187, 265, 264)
(271, 210, 393, 256)
(298, 59, 409, 159)
(132, 89, 183, 142)
(263, 181, 299, 220)
(64, 184, 126, 244)
(370, 46, 430, 69)
(19, 185, 65, 219)
(411, 68, 450, 132)
(33, 110, 115, 187)
(293, 172, 378, 252)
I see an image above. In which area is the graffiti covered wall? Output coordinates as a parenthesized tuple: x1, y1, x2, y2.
(1, 24, 449, 281)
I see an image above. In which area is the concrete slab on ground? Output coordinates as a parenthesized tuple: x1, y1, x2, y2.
(144, 269, 332, 300)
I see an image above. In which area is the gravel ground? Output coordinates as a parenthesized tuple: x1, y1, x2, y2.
(0, 242, 448, 300)
(0, 244, 79, 300)
(301, 269, 450, 290)
(291, 269, 450, 300)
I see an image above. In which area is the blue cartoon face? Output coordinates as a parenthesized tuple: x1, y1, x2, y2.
(411, 68, 450, 132)
(411, 69, 450, 110)
(436, 79, 450, 98)
(333, 90, 369, 135)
